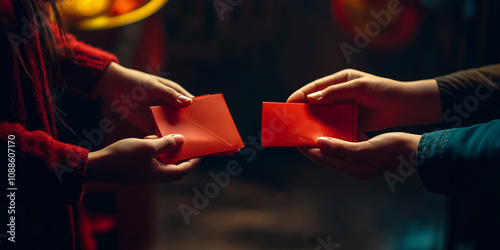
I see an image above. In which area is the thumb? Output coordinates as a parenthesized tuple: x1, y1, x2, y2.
(146, 134, 185, 155)
(306, 81, 362, 104)
(316, 137, 364, 160)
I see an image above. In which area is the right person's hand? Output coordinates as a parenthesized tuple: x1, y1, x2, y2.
(298, 132, 421, 179)
(287, 69, 443, 134)
(287, 69, 442, 179)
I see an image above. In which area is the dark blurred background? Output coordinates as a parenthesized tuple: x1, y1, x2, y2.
(56, 0, 500, 249)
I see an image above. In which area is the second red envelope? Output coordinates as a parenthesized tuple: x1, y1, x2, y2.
(261, 102, 358, 147)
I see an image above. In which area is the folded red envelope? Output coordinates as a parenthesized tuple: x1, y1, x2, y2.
(149, 94, 244, 164)
(261, 102, 358, 147)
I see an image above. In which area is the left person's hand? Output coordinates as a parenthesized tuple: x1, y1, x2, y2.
(298, 132, 421, 179)
(96, 62, 194, 132)
(86, 134, 201, 185)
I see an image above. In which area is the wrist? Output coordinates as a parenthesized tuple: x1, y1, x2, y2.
(401, 79, 442, 126)
(406, 133, 422, 154)
(85, 149, 109, 183)
(95, 61, 122, 97)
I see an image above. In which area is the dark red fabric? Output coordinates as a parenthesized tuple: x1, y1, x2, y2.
(0, 0, 118, 249)
(57, 31, 121, 96)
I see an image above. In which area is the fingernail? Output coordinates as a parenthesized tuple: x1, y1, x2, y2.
(177, 95, 192, 104)
(307, 91, 322, 100)
(316, 137, 331, 147)
(172, 134, 185, 145)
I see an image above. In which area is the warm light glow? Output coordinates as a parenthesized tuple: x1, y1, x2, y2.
(331, 0, 422, 49)
(110, 0, 149, 16)
(59, 0, 112, 18)
(59, 0, 168, 30)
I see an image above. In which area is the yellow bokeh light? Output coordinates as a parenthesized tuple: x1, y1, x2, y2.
(59, 0, 112, 18)
(58, 0, 168, 30)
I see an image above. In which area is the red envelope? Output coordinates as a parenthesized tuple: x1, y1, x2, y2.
(261, 102, 358, 147)
(149, 94, 244, 164)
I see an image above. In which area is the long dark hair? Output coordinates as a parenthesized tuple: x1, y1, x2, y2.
(21, 0, 69, 92)
(1, 0, 73, 129)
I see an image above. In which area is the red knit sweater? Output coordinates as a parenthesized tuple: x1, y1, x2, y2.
(0, 1, 117, 249)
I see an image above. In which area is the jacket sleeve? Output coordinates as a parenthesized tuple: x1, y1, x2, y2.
(436, 64, 500, 128)
(0, 122, 88, 204)
(56, 31, 119, 96)
(417, 119, 500, 198)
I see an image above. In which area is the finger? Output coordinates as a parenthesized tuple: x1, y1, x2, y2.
(148, 81, 193, 108)
(146, 134, 185, 156)
(306, 80, 364, 104)
(316, 137, 369, 162)
(154, 157, 202, 182)
(156, 78, 195, 98)
(297, 147, 368, 179)
(287, 69, 364, 103)
(144, 135, 158, 139)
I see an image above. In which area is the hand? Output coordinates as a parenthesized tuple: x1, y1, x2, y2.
(287, 69, 442, 133)
(86, 134, 201, 185)
(97, 62, 195, 132)
(288, 69, 434, 178)
(299, 132, 421, 179)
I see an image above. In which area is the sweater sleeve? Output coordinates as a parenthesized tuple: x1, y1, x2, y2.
(57, 32, 119, 96)
(417, 119, 500, 198)
(0, 122, 88, 204)
(436, 64, 500, 128)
